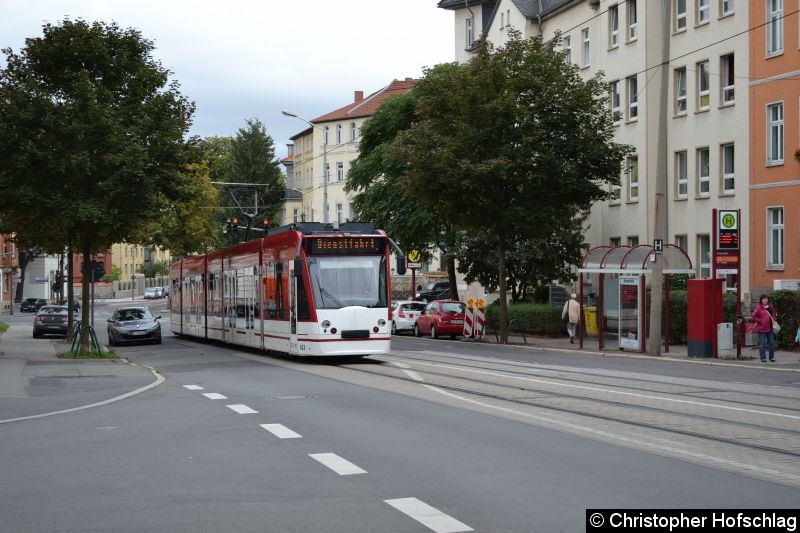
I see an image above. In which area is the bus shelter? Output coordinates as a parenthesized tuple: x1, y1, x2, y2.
(578, 244, 693, 353)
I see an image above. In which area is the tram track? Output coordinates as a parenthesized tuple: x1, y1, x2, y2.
(332, 357, 800, 461)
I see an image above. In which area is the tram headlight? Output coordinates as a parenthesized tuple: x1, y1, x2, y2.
(377, 319, 386, 327)
(321, 320, 331, 329)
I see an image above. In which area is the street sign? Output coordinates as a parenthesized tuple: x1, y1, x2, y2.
(718, 210, 739, 250)
(406, 249, 422, 269)
(653, 239, 663, 253)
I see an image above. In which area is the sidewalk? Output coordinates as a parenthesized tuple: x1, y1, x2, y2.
(481, 331, 800, 371)
(0, 323, 155, 422)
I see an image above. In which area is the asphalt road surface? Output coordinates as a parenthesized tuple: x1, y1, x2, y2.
(1, 302, 798, 532)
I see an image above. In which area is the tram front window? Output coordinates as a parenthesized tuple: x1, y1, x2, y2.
(307, 256, 387, 309)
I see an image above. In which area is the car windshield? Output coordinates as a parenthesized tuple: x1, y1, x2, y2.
(402, 303, 426, 312)
(38, 306, 68, 315)
(307, 255, 387, 309)
(440, 303, 465, 314)
(116, 309, 152, 321)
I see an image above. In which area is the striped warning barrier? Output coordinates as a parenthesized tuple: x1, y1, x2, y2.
(474, 307, 485, 339)
(463, 306, 474, 337)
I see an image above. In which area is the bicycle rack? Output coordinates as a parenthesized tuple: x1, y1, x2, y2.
(70, 324, 103, 353)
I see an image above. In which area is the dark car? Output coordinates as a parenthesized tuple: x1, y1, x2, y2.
(415, 281, 450, 302)
(107, 306, 162, 346)
(413, 300, 466, 339)
(32, 305, 72, 338)
(21, 298, 48, 313)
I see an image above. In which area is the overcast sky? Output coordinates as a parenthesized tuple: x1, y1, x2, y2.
(0, 0, 454, 156)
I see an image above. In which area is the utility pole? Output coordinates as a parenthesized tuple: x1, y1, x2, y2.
(646, 0, 671, 356)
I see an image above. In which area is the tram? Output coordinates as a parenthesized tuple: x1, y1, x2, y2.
(169, 222, 404, 357)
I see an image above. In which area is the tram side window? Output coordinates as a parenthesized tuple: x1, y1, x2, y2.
(297, 268, 310, 320)
(275, 262, 285, 319)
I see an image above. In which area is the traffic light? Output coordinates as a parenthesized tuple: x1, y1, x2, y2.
(263, 218, 269, 230)
(231, 217, 239, 233)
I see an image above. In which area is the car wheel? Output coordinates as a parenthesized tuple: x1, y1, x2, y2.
(450, 334, 457, 340)
(32, 332, 39, 339)
(155, 337, 162, 345)
(431, 325, 439, 339)
(107, 331, 115, 347)
(391, 321, 397, 335)
(413, 324, 420, 337)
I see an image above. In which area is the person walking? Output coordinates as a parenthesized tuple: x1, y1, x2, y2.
(562, 293, 581, 344)
(751, 294, 777, 362)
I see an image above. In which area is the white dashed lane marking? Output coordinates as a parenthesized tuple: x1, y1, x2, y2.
(202, 393, 228, 400)
(226, 404, 258, 414)
(260, 423, 302, 439)
(308, 453, 367, 475)
(385, 498, 473, 533)
(182, 385, 204, 390)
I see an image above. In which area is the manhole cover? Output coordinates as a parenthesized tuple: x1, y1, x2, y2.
(270, 395, 316, 400)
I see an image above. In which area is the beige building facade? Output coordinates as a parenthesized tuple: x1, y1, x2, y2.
(439, 0, 751, 295)
(111, 243, 172, 279)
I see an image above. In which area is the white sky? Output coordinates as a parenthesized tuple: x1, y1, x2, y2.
(0, 0, 454, 155)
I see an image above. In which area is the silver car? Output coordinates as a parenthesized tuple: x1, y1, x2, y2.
(391, 300, 427, 335)
(107, 306, 162, 346)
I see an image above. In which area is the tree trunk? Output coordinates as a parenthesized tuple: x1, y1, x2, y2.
(498, 234, 508, 344)
(79, 229, 92, 356)
(14, 251, 34, 302)
(447, 256, 458, 300)
(67, 247, 74, 332)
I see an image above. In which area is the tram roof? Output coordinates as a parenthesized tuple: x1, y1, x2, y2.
(267, 222, 379, 236)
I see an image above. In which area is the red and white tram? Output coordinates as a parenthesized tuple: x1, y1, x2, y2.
(169, 222, 403, 357)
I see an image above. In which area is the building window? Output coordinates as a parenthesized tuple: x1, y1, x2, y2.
(466, 17, 474, 48)
(501, 11, 504, 28)
(628, 0, 638, 40)
(720, 54, 735, 105)
(721, 143, 735, 194)
(767, 207, 784, 268)
(336, 162, 344, 182)
(767, 102, 784, 164)
(675, 151, 688, 199)
(581, 28, 590, 67)
(766, 0, 783, 55)
(675, 0, 687, 31)
(609, 5, 620, 47)
(697, 61, 710, 110)
(350, 122, 357, 142)
(562, 35, 571, 64)
(293, 208, 298, 223)
(697, 0, 710, 23)
(335, 203, 343, 224)
(610, 80, 621, 124)
(674, 68, 687, 115)
(336, 124, 342, 144)
(610, 180, 621, 203)
(627, 236, 639, 247)
(697, 147, 710, 197)
(349, 202, 355, 221)
(721, 0, 734, 16)
(627, 155, 639, 201)
(627, 75, 638, 120)
(675, 234, 688, 254)
(610, 237, 621, 247)
(698, 235, 711, 278)
(323, 126, 329, 145)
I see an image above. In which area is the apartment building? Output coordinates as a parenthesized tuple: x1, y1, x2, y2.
(438, 0, 751, 294)
(280, 144, 303, 225)
(749, 0, 800, 295)
(0, 233, 17, 312)
(110, 244, 171, 279)
(285, 79, 416, 225)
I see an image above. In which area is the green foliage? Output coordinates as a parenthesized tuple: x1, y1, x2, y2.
(61, 349, 118, 359)
(229, 119, 285, 218)
(485, 301, 564, 337)
(100, 264, 122, 283)
(768, 290, 800, 349)
(142, 259, 170, 279)
(0, 322, 9, 334)
(647, 289, 737, 345)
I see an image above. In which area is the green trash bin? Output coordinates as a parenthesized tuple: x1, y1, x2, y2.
(583, 306, 598, 337)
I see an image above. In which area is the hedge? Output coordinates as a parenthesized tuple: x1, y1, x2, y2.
(768, 290, 800, 349)
(485, 302, 564, 337)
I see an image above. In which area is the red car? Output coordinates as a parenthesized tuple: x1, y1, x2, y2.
(413, 300, 466, 339)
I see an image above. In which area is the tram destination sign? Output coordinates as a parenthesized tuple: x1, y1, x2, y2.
(717, 210, 739, 250)
(308, 237, 385, 255)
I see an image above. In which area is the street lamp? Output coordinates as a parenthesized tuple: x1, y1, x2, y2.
(281, 110, 329, 224)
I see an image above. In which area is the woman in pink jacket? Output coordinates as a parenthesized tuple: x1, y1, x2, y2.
(751, 295, 777, 362)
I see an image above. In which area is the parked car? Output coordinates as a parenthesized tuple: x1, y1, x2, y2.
(32, 305, 72, 338)
(390, 301, 427, 335)
(20, 298, 48, 312)
(107, 306, 162, 346)
(415, 281, 450, 302)
(413, 300, 466, 339)
(143, 287, 164, 299)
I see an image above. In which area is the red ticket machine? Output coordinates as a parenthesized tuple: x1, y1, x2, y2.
(687, 278, 723, 358)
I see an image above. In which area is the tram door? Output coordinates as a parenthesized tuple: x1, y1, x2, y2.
(288, 260, 299, 355)
(223, 266, 258, 347)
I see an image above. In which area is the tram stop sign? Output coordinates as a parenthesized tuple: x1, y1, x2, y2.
(406, 249, 422, 269)
(718, 210, 739, 250)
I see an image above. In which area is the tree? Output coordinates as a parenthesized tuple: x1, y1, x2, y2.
(142, 259, 170, 279)
(198, 136, 234, 247)
(225, 119, 285, 240)
(390, 32, 630, 342)
(0, 19, 197, 354)
(346, 91, 460, 298)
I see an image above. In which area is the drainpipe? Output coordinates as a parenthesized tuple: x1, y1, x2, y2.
(537, 0, 543, 36)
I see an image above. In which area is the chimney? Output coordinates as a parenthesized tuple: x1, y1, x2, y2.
(354, 90, 364, 102)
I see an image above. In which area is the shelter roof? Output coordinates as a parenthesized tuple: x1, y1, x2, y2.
(579, 245, 693, 275)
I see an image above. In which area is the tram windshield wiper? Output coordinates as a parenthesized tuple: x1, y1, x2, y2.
(316, 275, 346, 308)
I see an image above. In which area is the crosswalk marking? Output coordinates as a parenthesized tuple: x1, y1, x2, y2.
(202, 393, 228, 400)
(182, 385, 204, 390)
(226, 404, 258, 414)
(308, 453, 366, 475)
(260, 423, 302, 439)
(385, 498, 473, 533)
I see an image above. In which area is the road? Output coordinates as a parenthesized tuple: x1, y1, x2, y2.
(1, 301, 798, 532)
